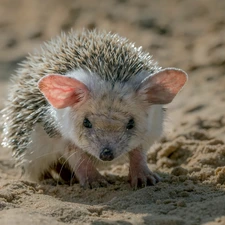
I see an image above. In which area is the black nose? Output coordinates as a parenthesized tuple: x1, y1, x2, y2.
(100, 148, 114, 161)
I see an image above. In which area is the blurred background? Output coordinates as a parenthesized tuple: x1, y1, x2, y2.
(0, 0, 225, 80)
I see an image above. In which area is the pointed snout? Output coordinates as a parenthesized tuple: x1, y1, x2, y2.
(100, 148, 114, 161)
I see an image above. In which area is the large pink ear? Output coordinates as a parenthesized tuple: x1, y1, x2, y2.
(38, 74, 89, 109)
(138, 68, 188, 104)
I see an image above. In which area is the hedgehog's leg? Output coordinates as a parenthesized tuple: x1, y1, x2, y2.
(128, 148, 161, 189)
(66, 144, 108, 189)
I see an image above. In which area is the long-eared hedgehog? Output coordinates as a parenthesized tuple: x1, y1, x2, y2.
(1, 29, 188, 189)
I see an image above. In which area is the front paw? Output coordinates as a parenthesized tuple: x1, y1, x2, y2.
(67, 146, 108, 189)
(74, 158, 108, 189)
(78, 172, 108, 189)
(128, 167, 161, 189)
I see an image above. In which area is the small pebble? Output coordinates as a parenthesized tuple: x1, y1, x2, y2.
(177, 200, 186, 207)
(171, 167, 188, 176)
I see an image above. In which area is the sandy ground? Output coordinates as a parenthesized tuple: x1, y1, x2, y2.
(1, 0, 225, 224)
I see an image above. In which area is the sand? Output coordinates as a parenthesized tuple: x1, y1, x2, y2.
(0, 0, 225, 224)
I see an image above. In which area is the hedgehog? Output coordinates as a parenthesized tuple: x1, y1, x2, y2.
(1, 29, 188, 189)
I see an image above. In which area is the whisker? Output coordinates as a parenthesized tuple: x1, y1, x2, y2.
(57, 151, 77, 186)
(85, 153, 93, 180)
(31, 150, 61, 161)
(58, 151, 69, 161)
(70, 151, 86, 186)
(69, 155, 81, 186)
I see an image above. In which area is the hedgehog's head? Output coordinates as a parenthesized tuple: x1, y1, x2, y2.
(38, 68, 187, 162)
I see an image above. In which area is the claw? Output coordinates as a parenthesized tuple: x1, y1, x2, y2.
(80, 176, 108, 189)
(129, 148, 161, 189)
(129, 172, 161, 189)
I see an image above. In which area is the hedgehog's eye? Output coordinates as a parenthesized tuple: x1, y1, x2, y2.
(126, 118, 135, 130)
(83, 118, 92, 128)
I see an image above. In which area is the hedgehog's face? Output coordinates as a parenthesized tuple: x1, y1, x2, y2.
(69, 93, 152, 161)
(38, 68, 187, 161)
(79, 114, 137, 161)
